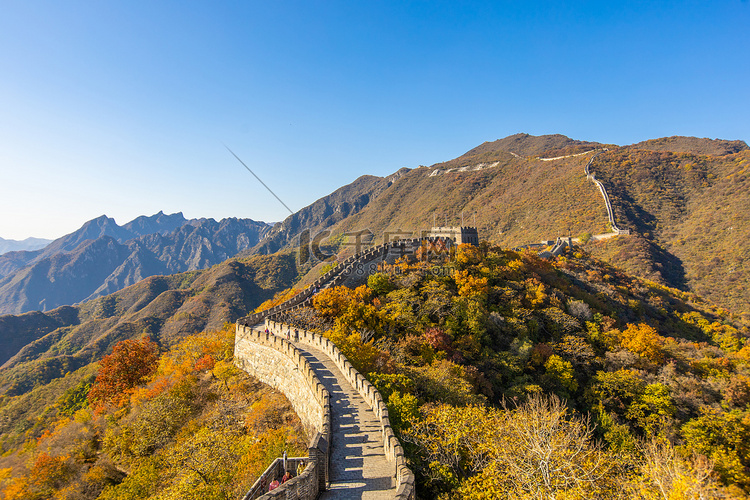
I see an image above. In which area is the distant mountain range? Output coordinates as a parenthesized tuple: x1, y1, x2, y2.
(1, 133, 748, 320)
(0, 251, 297, 393)
(0, 211, 190, 277)
(0, 212, 271, 314)
(0, 237, 51, 255)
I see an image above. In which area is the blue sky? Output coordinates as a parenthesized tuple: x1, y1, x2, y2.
(1, 1, 748, 239)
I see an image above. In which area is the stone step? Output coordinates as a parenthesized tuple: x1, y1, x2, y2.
(295, 343, 396, 499)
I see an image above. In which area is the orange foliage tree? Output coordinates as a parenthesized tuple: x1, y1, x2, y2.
(255, 288, 300, 313)
(88, 337, 159, 410)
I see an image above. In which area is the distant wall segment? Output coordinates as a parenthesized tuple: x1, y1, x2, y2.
(584, 149, 627, 234)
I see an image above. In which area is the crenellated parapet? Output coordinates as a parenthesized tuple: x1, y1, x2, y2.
(234, 324, 331, 498)
(265, 320, 416, 499)
(237, 237, 438, 328)
(234, 314, 416, 499)
(233, 235, 453, 498)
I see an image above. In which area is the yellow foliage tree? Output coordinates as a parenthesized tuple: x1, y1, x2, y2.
(620, 323, 664, 363)
(454, 269, 489, 298)
(628, 437, 724, 499)
(544, 354, 579, 393)
(406, 395, 615, 499)
(455, 244, 483, 268)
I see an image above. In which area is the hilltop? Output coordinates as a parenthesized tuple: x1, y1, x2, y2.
(249, 133, 615, 255)
(241, 133, 750, 319)
(628, 136, 748, 156)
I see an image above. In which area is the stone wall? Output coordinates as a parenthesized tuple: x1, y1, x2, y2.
(237, 238, 432, 328)
(234, 237, 435, 499)
(266, 320, 416, 500)
(242, 457, 315, 500)
(234, 325, 331, 498)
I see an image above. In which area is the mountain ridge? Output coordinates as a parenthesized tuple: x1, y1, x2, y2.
(0, 215, 272, 314)
(0, 237, 52, 255)
(241, 132, 750, 318)
(2, 133, 748, 319)
(0, 211, 190, 278)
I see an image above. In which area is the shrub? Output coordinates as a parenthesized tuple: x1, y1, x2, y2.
(567, 299, 593, 321)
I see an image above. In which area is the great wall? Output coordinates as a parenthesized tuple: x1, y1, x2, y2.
(233, 150, 629, 498)
(583, 149, 629, 237)
(235, 240, 426, 500)
(515, 148, 629, 257)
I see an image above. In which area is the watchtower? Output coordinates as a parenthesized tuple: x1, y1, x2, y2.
(427, 226, 479, 246)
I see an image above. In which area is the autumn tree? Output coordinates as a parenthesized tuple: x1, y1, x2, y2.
(88, 337, 159, 410)
(406, 395, 616, 499)
(367, 272, 394, 296)
(496, 393, 612, 499)
(628, 437, 724, 500)
(619, 323, 664, 363)
(404, 404, 499, 493)
(543, 354, 579, 395)
(681, 408, 750, 490)
(255, 288, 300, 313)
(312, 285, 392, 374)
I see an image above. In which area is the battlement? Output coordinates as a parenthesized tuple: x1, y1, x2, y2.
(234, 324, 330, 498)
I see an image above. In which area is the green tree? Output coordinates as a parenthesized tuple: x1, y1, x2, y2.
(367, 272, 394, 296)
(544, 354, 578, 394)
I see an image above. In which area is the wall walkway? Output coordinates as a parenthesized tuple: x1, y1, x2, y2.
(295, 340, 395, 498)
(235, 240, 422, 499)
(234, 325, 330, 499)
(584, 149, 629, 235)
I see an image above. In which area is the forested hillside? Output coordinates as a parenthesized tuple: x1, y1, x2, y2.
(0, 253, 305, 499)
(0, 252, 299, 434)
(247, 133, 750, 319)
(586, 142, 750, 318)
(276, 244, 750, 498)
(0, 326, 306, 499)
